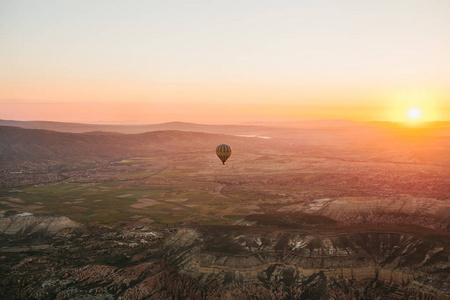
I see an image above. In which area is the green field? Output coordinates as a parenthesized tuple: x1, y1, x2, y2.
(0, 155, 267, 227)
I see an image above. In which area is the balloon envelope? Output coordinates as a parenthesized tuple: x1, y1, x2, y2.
(216, 144, 232, 164)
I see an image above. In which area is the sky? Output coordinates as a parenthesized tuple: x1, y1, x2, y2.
(1, 0, 449, 124)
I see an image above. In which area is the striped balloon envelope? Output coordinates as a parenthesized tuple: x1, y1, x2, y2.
(216, 144, 232, 165)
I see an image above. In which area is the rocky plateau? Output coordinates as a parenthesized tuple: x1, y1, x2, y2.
(0, 212, 448, 299)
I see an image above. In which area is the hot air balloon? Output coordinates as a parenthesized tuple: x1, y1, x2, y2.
(216, 144, 232, 165)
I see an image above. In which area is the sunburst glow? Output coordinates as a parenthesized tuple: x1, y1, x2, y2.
(408, 108, 422, 120)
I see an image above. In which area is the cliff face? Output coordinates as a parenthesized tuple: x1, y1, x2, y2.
(0, 211, 83, 235)
(0, 213, 448, 299)
(166, 227, 449, 296)
(279, 196, 450, 232)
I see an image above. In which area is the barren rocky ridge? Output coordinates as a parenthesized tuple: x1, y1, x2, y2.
(0, 211, 448, 299)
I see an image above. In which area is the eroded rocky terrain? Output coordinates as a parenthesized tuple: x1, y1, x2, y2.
(0, 211, 448, 299)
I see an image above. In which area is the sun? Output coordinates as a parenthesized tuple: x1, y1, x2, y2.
(408, 108, 422, 120)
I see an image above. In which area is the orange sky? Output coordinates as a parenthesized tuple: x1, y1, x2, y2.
(1, 1, 449, 124)
(1, 78, 448, 123)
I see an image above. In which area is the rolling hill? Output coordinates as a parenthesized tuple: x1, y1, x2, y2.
(0, 126, 262, 167)
(0, 119, 275, 135)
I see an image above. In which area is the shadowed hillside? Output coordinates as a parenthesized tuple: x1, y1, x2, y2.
(0, 119, 275, 135)
(0, 126, 264, 167)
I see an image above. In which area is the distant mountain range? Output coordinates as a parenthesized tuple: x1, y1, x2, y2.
(1, 118, 448, 135)
(0, 119, 276, 135)
(1, 119, 449, 167)
(0, 126, 259, 166)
